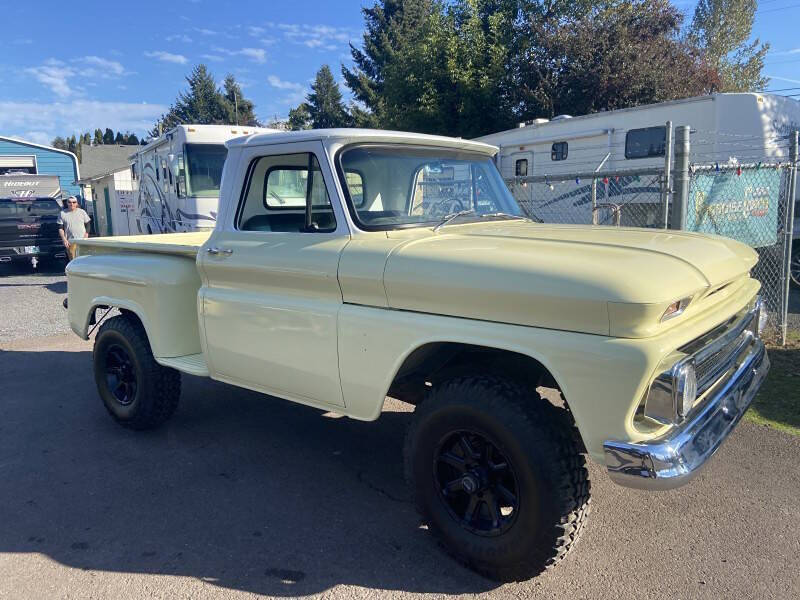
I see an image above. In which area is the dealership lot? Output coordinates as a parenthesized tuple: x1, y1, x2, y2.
(0, 265, 799, 599)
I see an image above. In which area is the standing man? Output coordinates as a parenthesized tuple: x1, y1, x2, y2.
(58, 196, 90, 261)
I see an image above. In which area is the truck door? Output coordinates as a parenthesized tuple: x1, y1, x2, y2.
(198, 141, 350, 407)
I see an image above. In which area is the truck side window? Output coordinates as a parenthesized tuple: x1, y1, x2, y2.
(515, 159, 528, 176)
(551, 142, 568, 161)
(625, 127, 666, 159)
(237, 152, 336, 233)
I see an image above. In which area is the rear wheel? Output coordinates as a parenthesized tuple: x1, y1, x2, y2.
(93, 315, 181, 430)
(405, 375, 590, 582)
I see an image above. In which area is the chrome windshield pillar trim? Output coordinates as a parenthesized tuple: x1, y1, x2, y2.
(604, 340, 769, 491)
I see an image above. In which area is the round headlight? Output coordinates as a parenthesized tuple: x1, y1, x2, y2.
(675, 362, 697, 419)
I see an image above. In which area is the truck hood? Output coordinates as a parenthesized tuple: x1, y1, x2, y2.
(382, 221, 758, 337)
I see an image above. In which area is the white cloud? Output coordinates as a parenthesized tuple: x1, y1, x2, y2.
(166, 34, 193, 43)
(247, 26, 266, 36)
(211, 47, 267, 63)
(267, 75, 304, 91)
(277, 23, 356, 49)
(236, 48, 266, 63)
(25, 60, 75, 96)
(194, 27, 218, 36)
(145, 51, 188, 64)
(267, 75, 306, 104)
(0, 100, 168, 142)
(24, 56, 129, 96)
(81, 56, 125, 76)
(201, 54, 224, 62)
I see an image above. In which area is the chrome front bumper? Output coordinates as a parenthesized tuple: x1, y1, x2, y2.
(603, 340, 769, 490)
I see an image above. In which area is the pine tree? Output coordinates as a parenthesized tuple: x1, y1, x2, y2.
(103, 128, 115, 144)
(127, 133, 140, 145)
(93, 129, 103, 145)
(51, 136, 67, 150)
(151, 64, 246, 135)
(689, 0, 769, 92)
(114, 132, 124, 144)
(222, 74, 258, 125)
(287, 103, 312, 130)
(81, 132, 91, 145)
(306, 65, 350, 128)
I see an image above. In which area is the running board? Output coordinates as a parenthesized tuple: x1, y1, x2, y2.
(156, 353, 209, 377)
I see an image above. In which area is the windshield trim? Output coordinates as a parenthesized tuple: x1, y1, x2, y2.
(335, 143, 509, 232)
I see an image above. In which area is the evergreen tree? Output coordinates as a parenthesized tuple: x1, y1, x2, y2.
(222, 74, 259, 125)
(127, 133, 140, 145)
(114, 131, 124, 144)
(103, 128, 115, 144)
(67, 135, 77, 154)
(306, 65, 350, 128)
(81, 132, 91, 145)
(287, 103, 312, 130)
(151, 64, 247, 135)
(688, 0, 768, 92)
(343, 0, 433, 124)
(51, 136, 67, 150)
(93, 129, 103, 145)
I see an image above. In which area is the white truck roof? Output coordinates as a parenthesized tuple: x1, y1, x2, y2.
(228, 128, 499, 156)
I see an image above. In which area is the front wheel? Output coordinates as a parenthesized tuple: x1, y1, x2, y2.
(404, 376, 590, 582)
(93, 315, 181, 430)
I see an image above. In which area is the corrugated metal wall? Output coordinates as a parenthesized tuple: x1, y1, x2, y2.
(0, 138, 81, 200)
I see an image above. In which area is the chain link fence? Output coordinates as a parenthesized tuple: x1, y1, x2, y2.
(506, 168, 666, 228)
(687, 163, 795, 341)
(504, 156, 798, 343)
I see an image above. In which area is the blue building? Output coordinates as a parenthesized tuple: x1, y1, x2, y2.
(0, 136, 81, 201)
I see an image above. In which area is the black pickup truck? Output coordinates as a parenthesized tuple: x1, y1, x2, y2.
(0, 175, 68, 268)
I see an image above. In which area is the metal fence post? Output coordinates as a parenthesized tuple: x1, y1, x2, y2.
(670, 125, 691, 230)
(591, 178, 598, 225)
(780, 130, 798, 345)
(662, 121, 673, 228)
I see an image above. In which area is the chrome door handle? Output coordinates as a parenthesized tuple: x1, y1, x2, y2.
(207, 247, 233, 256)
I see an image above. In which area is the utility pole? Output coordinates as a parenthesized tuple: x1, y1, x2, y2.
(670, 125, 691, 230)
(662, 121, 673, 228)
(234, 91, 239, 126)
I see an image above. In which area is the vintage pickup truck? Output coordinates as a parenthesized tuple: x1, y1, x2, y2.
(65, 129, 769, 582)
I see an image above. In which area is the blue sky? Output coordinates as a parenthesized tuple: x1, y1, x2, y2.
(1, 0, 798, 146)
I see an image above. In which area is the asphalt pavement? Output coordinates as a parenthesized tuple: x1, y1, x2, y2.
(0, 264, 799, 599)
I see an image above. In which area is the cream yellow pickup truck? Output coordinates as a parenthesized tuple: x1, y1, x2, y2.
(66, 129, 769, 582)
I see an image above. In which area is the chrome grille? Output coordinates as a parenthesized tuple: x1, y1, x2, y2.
(684, 306, 757, 395)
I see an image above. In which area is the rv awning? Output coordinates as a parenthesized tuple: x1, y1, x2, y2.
(0, 156, 36, 170)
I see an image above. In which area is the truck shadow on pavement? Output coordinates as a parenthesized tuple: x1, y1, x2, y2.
(0, 346, 500, 596)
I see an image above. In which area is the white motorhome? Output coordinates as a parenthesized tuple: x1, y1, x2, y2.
(476, 93, 800, 284)
(130, 124, 276, 234)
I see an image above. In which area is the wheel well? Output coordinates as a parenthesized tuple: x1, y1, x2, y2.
(389, 342, 561, 405)
(389, 342, 584, 452)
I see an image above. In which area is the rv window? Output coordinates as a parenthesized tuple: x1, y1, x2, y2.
(515, 159, 528, 177)
(625, 127, 666, 159)
(131, 164, 137, 180)
(185, 144, 228, 197)
(551, 142, 568, 161)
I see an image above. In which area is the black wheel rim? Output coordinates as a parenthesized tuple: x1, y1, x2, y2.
(791, 251, 800, 286)
(104, 344, 137, 406)
(433, 430, 520, 537)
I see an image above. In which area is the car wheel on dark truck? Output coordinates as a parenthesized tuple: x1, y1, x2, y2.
(404, 375, 591, 582)
(93, 314, 181, 430)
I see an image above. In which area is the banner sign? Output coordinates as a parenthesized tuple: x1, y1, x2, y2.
(0, 174, 62, 200)
(687, 169, 780, 248)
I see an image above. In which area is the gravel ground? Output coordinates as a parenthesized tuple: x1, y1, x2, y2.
(0, 260, 70, 342)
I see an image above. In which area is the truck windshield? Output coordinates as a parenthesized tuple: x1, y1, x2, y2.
(0, 199, 61, 218)
(338, 145, 523, 230)
(185, 144, 227, 197)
